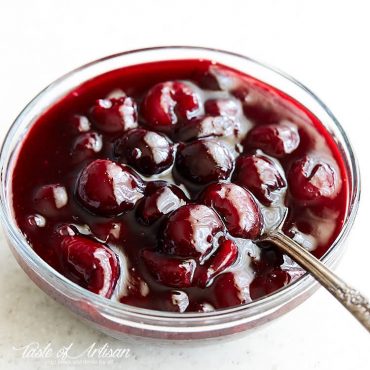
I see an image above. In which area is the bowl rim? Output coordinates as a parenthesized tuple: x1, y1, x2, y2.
(0, 46, 361, 324)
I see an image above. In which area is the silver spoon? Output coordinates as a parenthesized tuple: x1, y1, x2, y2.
(260, 214, 370, 332)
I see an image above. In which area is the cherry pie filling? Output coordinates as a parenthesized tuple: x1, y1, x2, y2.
(12, 59, 349, 312)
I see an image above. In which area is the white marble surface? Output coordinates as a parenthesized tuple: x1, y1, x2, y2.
(0, 1, 370, 369)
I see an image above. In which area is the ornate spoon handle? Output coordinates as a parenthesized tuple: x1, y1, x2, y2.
(264, 230, 370, 333)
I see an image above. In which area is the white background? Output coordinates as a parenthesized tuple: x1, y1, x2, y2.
(0, 1, 369, 369)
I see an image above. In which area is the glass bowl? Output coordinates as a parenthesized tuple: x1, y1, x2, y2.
(0, 46, 360, 342)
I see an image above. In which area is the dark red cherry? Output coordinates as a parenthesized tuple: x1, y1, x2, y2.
(71, 131, 103, 162)
(195, 64, 237, 91)
(162, 204, 224, 259)
(250, 269, 290, 299)
(244, 123, 300, 158)
(204, 98, 240, 117)
(176, 139, 234, 184)
(77, 159, 144, 215)
(212, 272, 251, 308)
(137, 184, 187, 225)
(114, 128, 174, 175)
(197, 238, 238, 288)
(288, 156, 340, 204)
(33, 184, 68, 217)
(68, 115, 91, 134)
(233, 154, 286, 205)
(142, 81, 200, 129)
(201, 182, 262, 239)
(89, 96, 138, 133)
(176, 115, 239, 142)
(142, 249, 196, 288)
(232, 87, 280, 124)
(143, 180, 168, 194)
(60, 236, 119, 298)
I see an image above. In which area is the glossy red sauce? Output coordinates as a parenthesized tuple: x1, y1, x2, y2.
(12, 59, 348, 312)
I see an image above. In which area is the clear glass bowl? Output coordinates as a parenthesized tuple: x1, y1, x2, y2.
(0, 46, 360, 342)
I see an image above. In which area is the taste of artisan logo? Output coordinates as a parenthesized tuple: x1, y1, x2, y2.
(12, 341, 131, 365)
